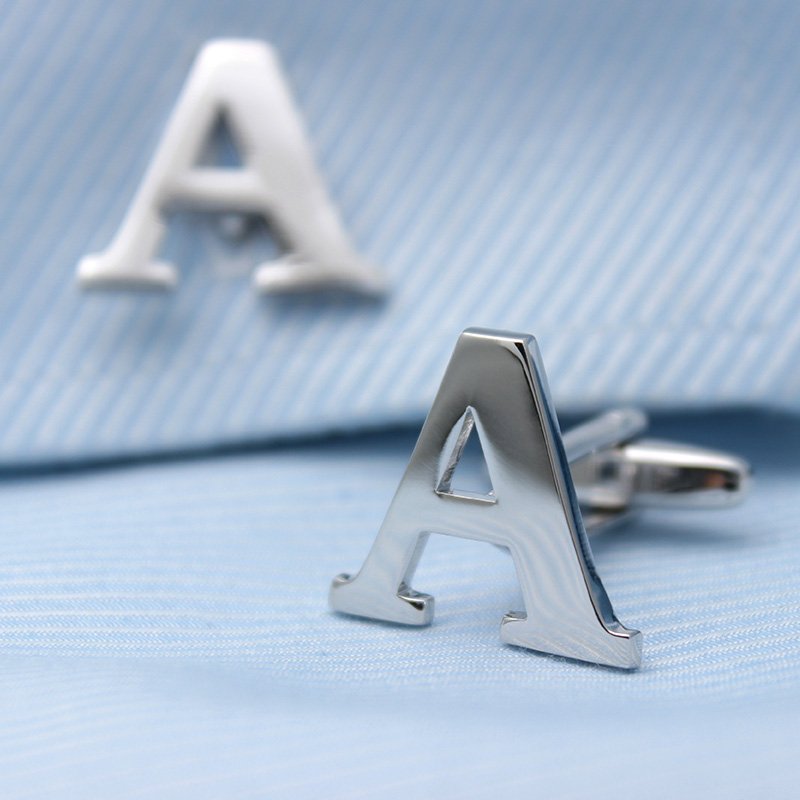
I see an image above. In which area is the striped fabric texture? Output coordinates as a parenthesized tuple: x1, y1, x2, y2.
(0, 412, 798, 797)
(1, 2, 799, 797)
(0, 0, 798, 465)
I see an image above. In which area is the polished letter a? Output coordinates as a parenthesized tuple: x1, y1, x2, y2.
(330, 328, 641, 669)
(78, 39, 383, 294)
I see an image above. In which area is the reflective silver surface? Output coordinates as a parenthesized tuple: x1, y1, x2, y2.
(77, 40, 384, 295)
(567, 409, 750, 531)
(330, 329, 751, 670)
(331, 328, 643, 669)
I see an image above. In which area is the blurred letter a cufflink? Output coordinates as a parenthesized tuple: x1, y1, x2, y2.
(77, 39, 383, 295)
(330, 328, 749, 669)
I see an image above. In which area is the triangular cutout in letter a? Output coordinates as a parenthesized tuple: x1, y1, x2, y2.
(196, 111, 246, 169)
(435, 408, 495, 502)
(331, 328, 642, 669)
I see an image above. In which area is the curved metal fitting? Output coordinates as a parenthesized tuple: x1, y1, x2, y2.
(566, 408, 750, 532)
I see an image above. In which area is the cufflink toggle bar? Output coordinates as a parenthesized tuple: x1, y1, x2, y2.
(566, 408, 749, 532)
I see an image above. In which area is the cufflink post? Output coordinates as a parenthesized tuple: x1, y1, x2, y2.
(565, 408, 750, 532)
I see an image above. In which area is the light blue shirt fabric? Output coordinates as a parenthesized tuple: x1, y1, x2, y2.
(0, 0, 799, 464)
(0, 1, 799, 796)
(1, 414, 799, 797)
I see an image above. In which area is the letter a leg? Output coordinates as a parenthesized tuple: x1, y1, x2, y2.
(499, 540, 642, 669)
(330, 526, 434, 626)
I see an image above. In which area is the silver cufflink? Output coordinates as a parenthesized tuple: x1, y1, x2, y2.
(77, 39, 384, 295)
(330, 328, 749, 669)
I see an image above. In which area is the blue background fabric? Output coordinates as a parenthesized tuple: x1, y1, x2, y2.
(0, 0, 799, 797)
(0, 0, 799, 464)
(0, 413, 799, 797)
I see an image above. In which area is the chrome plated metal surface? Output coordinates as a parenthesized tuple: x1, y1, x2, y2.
(330, 328, 750, 670)
(567, 409, 750, 532)
(77, 40, 384, 295)
(331, 328, 643, 669)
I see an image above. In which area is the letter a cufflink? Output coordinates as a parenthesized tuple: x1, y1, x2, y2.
(77, 39, 384, 295)
(330, 328, 749, 669)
